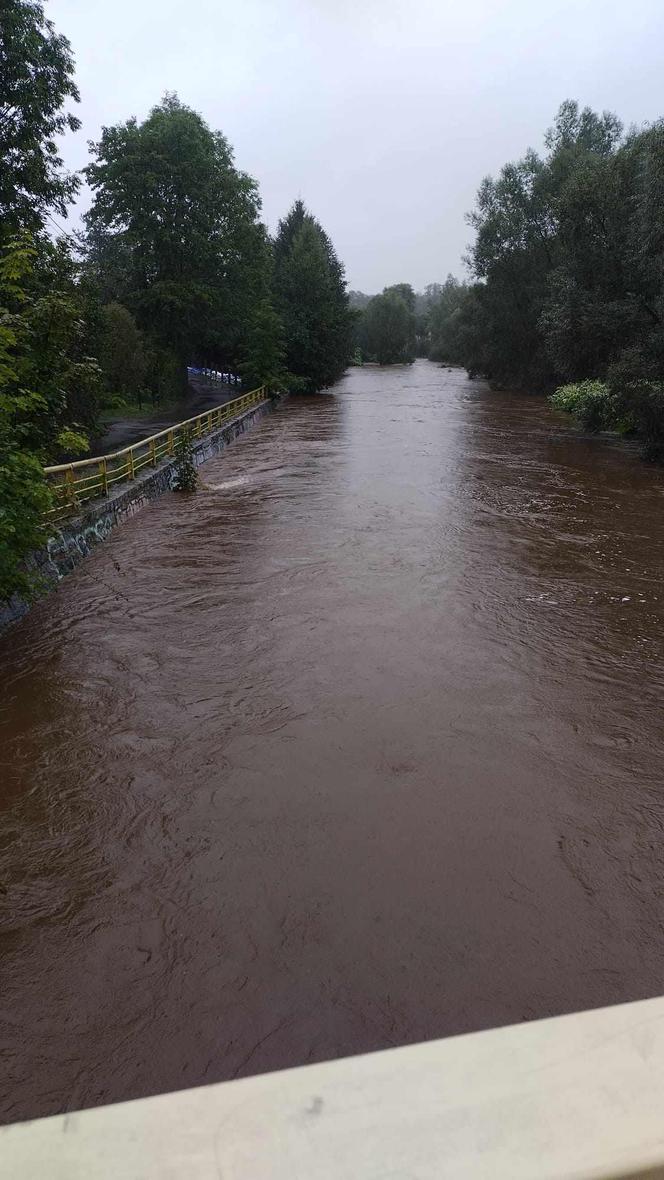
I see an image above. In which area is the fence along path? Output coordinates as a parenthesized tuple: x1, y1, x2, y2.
(43, 385, 268, 520)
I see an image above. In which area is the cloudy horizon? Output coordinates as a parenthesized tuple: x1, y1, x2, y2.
(50, 0, 664, 293)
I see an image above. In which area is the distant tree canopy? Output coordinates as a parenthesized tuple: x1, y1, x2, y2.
(273, 200, 352, 392)
(348, 289, 371, 310)
(355, 283, 417, 365)
(428, 277, 471, 365)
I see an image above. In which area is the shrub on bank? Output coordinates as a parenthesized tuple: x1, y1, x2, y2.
(549, 377, 664, 460)
(172, 429, 198, 492)
(616, 381, 664, 462)
(549, 380, 616, 432)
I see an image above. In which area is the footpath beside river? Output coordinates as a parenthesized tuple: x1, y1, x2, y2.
(93, 372, 240, 453)
(2, 359, 664, 1123)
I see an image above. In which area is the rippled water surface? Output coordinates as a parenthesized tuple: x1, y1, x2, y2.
(3, 360, 664, 1122)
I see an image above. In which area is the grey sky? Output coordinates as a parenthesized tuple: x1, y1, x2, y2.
(50, 0, 664, 293)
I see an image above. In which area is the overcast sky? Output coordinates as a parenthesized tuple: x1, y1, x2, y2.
(50, 0, 664, 293)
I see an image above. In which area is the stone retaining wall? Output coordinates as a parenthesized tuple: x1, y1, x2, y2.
(0, 397, 278, 633)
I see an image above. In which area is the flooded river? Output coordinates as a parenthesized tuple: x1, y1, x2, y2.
(3, 360, 664, 1122)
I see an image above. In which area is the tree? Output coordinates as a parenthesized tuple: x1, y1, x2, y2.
(22, 236, 101, 448)
(84, 94, 269, 383)
(413, 283, 444, 354)
(357, 286, 416, 365)
(541, 119, 664, 384)
(0, 0, 80, 235)
(98, 302, 146, 405)
(451, 99, 664, 458)
(0, 4, 105, 600)
(428, 276, 470, 363)
(455, 101, 632, 389)
(348, 289, 371, 310)
(238, 297, 287, 391)
(0, 237, 54, 601)
(384, 282, 416, 312)
(273, 200, 352, 392)
(463, 147, 559, 387)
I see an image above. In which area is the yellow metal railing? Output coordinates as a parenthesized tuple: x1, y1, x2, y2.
(44, 386, 267, 519)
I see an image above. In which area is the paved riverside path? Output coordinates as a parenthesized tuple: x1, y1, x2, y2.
(93, 374, 242, 454)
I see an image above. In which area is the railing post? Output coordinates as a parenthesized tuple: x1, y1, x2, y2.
(150, 439, 157, 467)
(100, 457, 108, 496)
(65, 466, 75, 507)
(128, 448, 135, 480)
(168, 430, 175, 456)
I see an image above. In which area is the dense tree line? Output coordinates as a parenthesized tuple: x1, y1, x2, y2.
(429, 101, 664, 458)
(0, 0, 351, 600)
(355, 284, 417, 364)
(355, 102, 664, 463)
(351, 281, 463, 365)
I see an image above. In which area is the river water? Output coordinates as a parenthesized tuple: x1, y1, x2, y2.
(2, 360, 664, 1122)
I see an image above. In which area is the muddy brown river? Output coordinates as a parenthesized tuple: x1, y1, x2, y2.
(2, 360, 664, 1123)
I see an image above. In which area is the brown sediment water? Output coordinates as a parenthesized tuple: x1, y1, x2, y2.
(2, 359, 664, 1123)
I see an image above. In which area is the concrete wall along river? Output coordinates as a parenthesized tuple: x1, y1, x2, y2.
(2, 359, 664, 1122)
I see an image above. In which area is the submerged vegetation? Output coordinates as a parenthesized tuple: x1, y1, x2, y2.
(550, 379, 664, 461)
(549, 381, 617, 432)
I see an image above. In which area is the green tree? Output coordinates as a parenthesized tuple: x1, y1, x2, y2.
(0, 0, 80, 235)
(413, 284, 444, 355)
(0, 237, 52, 601)
(456, 101, 628, 389)
(541, 118, 664, 386)
(452, 99, 664, 458)
(84, 94, 268, 382)
(172, 428, 198, 492)
(23, 237, 101, 449)
(239, 297, 287, 391)
(98, 302, 147, 406)
(0, 4, 105, 600)
(385, 282, 416, 312)
(428, 276, 470, 363)
(273, 200, 352, 392)
(463, 148, 558, 387)
(348, 289, 371, 310)
(358, 286, 416, 365)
